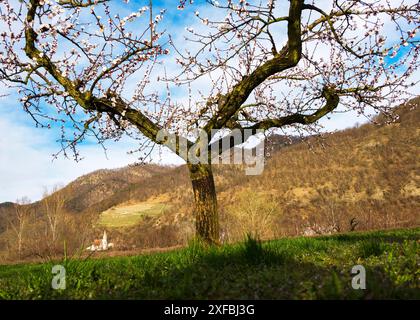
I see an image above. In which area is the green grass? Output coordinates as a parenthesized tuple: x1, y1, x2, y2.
(97, 202, 169, 228)
(0, 228, 419, 299)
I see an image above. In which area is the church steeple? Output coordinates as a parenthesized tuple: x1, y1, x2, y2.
(101, 230, 108, 250)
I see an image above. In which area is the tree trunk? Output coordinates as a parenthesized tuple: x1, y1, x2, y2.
(188, 163, 219, 245)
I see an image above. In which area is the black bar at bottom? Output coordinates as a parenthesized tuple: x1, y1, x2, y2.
(0, 300, 416, 318)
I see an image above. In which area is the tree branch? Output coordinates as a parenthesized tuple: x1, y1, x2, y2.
(246, 86, 340, 130)
(202, 0, 304, 135)
(23, 0, 191, 160)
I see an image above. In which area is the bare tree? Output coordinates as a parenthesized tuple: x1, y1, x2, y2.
(42, 185, 66, 243)
(8, 197, 32, 258)
(0, 0, 418, 244)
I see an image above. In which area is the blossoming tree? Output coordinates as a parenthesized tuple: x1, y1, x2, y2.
(0, 0, 419, 244)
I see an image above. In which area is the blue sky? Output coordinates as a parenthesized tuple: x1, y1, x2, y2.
(0, 0, 419, 202)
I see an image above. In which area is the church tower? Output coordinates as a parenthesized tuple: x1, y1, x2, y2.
(101, 230, 108, 250)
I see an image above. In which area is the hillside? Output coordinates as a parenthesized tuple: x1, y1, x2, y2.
(215, 98, 420, 239)
(49, 164, 175, 214)
(0, 98, 419, 262)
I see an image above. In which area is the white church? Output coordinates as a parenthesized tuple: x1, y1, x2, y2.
(86, 231, 114, 251)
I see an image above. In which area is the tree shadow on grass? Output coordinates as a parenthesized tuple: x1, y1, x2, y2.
(109, 236, 418, 300)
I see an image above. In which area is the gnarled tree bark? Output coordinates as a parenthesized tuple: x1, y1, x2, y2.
(188, 163, 219, 245)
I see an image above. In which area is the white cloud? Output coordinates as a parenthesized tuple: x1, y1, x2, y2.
(0, 116, 124, 202)
(0, 102, 182, 203)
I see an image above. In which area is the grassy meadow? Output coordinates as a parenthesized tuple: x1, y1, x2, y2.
(0, 228, 418, 300)
(97, 202, 170, 228)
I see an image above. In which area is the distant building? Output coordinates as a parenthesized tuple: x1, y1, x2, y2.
(86, 231, 114, 251)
